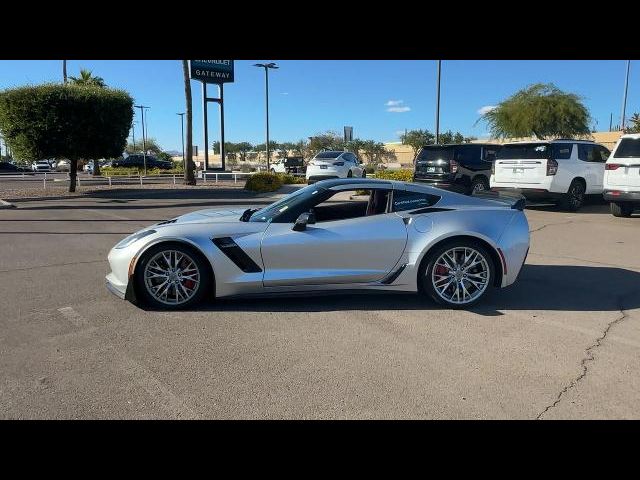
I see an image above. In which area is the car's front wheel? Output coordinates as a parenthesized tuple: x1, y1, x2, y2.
(610, 202, 634, 217)
(470, 176, 490, 195)
(134, 243, 211, 310)
(420, 240, 495, 308)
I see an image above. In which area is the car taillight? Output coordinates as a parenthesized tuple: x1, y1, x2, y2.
(605, 163, 621, 170)
(450, 159, 458, 173)
(546, 158, 558, 175)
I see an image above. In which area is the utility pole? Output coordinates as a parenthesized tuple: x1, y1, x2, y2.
(134, 105, 150, 175)
(177, 113, 186, 167)
(254, 62, 279, 171)
(63, 60, 67, 84)
(435, 60, 441, 144)
(621, 60, 631, 132)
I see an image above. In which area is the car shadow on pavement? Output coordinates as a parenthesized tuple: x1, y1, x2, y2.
(525, 197, 611, 215)
(183, 264, 640, 316)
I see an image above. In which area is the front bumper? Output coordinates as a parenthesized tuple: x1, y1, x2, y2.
(603, 190, 640, 202)
(106, 273, 126, 299)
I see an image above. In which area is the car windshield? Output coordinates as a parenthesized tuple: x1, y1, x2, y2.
(417, 147, 454, 162)
(497, 144, 550, 159)
(314, 151, 342, 159)
(246, 184, 326, 222)
(614, 138, 640, 158)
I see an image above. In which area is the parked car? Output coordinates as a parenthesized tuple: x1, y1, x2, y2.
(306, 151, 365, 184)
(83, 162, 94, 174)
(413, 143, 501, 195)
(105, 178, 529, 310)
(271, 156, 306, 175)
(0, 161, 33, 175)
(31, 160, 52, 172)
(56, 159, 71, 172)
(603, 133, 640, 217)
(490, 140, 610, 211)
(112, 154, 173, 170)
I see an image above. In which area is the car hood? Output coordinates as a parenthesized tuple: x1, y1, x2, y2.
(160, 206, 258, 225)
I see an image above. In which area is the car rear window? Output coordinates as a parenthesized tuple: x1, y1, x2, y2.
(497, 144, 551, 159)
(614, 138, 640, 158)
(417, 147, 454, 162)
(314, 151, 343, 159)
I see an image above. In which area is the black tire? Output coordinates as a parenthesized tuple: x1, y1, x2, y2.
(362, 170, 367, 178)
(610, 202, 634, 218)
(419, 239, 496, 308)
(270, 169, 275, 174)
(347, 170, 353, 178)
(559, 179, 586, 212)
(134, 242, 212, 310)
(469, 176, 490, 195)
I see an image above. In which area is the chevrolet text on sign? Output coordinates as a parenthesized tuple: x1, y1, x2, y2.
(190, 60, 235, 83)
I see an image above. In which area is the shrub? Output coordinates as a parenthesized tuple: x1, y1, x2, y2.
(277, 173, 306, 185)
(244, 172, 284, 193)
(100, 166, 185, 176)
(373, 169, 414, 182)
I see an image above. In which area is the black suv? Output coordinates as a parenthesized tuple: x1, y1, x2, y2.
(412, 143, 501, 195)
(113, 154, 173, 170)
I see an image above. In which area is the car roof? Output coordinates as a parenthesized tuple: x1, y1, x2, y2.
(312, 177, 439, 192)
(421, 143, 499, 147)
(503, 139, 595, 145)
(621, 133, 640, 139)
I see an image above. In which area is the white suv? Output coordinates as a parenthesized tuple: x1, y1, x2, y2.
(306, 150, 365, 184)
(490, 140, 610, 211)
(603, 134, 640, 217)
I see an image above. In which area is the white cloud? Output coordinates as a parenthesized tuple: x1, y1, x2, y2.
(387, 106, 411, 113)
(477, 105, 497, 115)
(385, 99, 403, 106)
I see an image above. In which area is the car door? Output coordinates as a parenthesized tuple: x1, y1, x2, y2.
(577, 143, 604, 193)
(350, 153, 364, 177)
(260, 187, 407, 287)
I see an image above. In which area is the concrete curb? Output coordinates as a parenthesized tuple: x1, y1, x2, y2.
(0, 199, 16, 209)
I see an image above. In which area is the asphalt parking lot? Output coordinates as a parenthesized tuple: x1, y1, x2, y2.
(1, 188, 639, 419)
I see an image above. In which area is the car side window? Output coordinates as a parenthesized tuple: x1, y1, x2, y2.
(483, 147, 499, 162)
(578, 144, 594, 162)
(312, 189, 391, 223)
(597, 146, 611, 163)
(392, 190, 441, 212)
(552, 143, 573, 160)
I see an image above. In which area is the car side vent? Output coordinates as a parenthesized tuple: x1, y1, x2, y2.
(212, 237, 262, 273)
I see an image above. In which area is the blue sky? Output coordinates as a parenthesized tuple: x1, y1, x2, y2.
(0, 60, 637, 151)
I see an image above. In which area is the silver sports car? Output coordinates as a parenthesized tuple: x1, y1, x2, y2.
(106, 178, 529, 309)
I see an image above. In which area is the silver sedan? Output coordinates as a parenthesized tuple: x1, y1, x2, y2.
(106, 178, 530, 309)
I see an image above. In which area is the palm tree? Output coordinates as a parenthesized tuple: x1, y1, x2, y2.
(69, 69, 106, 88)
(182, 61, 195, 185)
(626, 113, 640, 133)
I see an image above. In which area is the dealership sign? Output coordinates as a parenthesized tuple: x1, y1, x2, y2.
(190, 60, 234, 83)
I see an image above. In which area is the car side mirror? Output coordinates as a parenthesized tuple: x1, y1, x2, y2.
(292, 211, 316, 231)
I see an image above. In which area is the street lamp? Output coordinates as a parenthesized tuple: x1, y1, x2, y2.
(254, 62, 279, 171)
(177, 112, 186, 167)
(621, 60, 631, 132)
(435, 60, 441, 144)
(134, 105, 150, 175)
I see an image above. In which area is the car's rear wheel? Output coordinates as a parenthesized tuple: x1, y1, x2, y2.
(134, 243, 211, 310)
(419, 240, 495, 308)
(610, 202, 634, 217)
(347, 170, 353, 178)
(559, 179, 585, 212)
(470, 176, 490, 195)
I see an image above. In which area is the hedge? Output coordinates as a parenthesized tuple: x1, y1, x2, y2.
(373, 169, 414, 182)
(245, 172, 284, 192)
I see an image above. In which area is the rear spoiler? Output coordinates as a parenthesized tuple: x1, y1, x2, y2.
(471, 190, 526, 211)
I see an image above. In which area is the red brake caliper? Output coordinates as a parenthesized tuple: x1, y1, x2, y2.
(435, 265, 449, 276)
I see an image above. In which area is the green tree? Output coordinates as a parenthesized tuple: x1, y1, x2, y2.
(308, 131, 344, 157)
(156, 151, 174, 163)
(345, 139, 366, 156)
(359, 140, 387, 167)
(479, 83, 591, 139)
(626, 113, 640, 133)
(182, 60, 195, 185)
(401, 129, 435, 161)
(0, 83, 132, 192)
(69, 69, 106, 88)
(126, 137, 163, 154)
(278, 141, 296, 159)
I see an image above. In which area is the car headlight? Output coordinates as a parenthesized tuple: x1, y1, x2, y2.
(115, 229, 156, 249)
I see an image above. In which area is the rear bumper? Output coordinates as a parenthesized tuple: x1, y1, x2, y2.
(491, 187, 563, 201)
(603, 190, 640, 202)
(307, 175, 339, 184)
(412, 177, 467, 193)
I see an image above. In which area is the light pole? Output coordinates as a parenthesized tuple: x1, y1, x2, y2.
(134, 105, 150, 175)
(254, 62, 279, 171)
(435, 60, 441, 144)
(621, 60, 631, 132)
(177, 112, 186, 167)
